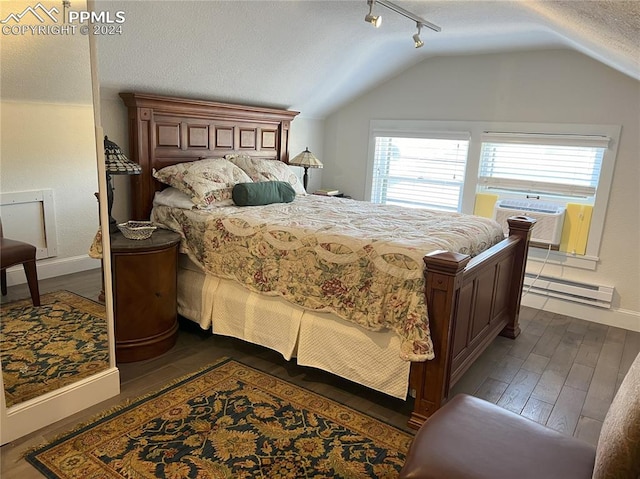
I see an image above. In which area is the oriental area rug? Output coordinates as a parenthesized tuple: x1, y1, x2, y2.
(26, 358, 413, 479)
(0, 291, 109, 407)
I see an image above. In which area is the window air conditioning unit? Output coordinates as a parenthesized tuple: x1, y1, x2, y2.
(493, 199, 565, 246)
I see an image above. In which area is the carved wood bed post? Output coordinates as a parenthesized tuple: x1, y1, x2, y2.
(279, 120, 291, 163)
(408, 216, 536, 429)
(127, 106, 153, 220)
(408, 251, 470, 429)
(501, 216, 536, 339)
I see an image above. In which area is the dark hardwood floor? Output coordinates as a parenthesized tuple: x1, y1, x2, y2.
(1, 269, 638, 478)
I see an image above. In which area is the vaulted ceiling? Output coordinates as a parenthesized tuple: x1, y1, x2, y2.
(93, 0, 639, 118)
(83, 1, 640, 118)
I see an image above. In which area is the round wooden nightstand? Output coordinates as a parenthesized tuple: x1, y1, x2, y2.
(110, 228, 181, 362)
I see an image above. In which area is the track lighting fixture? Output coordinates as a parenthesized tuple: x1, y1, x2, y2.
(364, 0, 382, 27)
(364, 0, 440, 47)
(413, 23, 424, 48)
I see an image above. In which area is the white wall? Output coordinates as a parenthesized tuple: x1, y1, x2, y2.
(0, 102, 101, 273)
(322, 49, 640, 328)
(289, 116, 325, 194)
(0, 0, 101, 281)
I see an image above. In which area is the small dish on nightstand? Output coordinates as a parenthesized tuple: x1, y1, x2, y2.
(117, 221, 157, 240)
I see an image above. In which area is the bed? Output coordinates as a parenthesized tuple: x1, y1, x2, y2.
(120, 92, 535, 428)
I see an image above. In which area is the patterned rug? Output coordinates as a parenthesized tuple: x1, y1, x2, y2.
(0, 291, 109, 407)
(26, 358, 413, 478)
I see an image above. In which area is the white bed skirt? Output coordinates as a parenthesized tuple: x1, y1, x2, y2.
(177, 256, 411, 400)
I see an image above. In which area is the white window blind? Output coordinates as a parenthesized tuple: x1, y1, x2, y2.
(479, 133, 609, 199)
(372, 135, 470, 211)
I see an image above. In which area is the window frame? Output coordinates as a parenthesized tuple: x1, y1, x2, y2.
(367, 120, 621, 269)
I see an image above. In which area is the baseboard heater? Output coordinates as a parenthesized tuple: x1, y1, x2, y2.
(523, 273, 614, 309)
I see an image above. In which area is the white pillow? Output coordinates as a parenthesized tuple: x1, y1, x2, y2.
(153, 187, 196, 210)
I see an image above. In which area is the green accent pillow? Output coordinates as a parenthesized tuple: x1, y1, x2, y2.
(232, 181, 296, 206)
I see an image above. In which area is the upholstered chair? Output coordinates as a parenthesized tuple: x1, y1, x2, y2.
(399, 351, 640, 479)
(0, 219, 41, 306)
(592, 351, 640, 478)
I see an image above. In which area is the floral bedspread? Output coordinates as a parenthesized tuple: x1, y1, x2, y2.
(152, 195, 504, 361)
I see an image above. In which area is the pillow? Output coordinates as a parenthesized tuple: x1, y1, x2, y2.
(232, 181, 296, 206)
(225, 154, 307, 196)
(153, 187, 196, 210)
(152, 158, 252, 208)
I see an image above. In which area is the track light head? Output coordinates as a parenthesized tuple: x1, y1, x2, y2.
(365, 12, 382, 27)
(413, 23, 424, 48)
(413, 32, 423, 48)
(365, 0, 382, 27)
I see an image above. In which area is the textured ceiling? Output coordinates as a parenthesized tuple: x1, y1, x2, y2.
(94, 0, 638, 119)
(0, 1, 93, 104)
(5, 0, 638, 117)
(521, 1, 639, 76)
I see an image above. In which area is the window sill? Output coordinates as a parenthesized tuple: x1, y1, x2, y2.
(527, 247, 598, 271)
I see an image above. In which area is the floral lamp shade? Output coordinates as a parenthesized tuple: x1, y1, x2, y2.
(289, 147, 322, 190)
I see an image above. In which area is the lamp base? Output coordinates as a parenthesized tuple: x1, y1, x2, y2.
(107, 173, 120, 234)
(109, 218, 120, 234)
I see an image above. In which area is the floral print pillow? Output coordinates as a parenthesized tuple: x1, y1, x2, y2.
(153, 158, 253, 208)
(226, 154, 307, 196)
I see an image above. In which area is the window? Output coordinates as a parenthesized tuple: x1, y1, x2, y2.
(478, 133, 609, 204)
(371, 135, 469, 211)
(367, 120, 620, 267)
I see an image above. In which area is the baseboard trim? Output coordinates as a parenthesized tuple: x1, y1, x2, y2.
(5, 254, 101, 286)
(1, 367, 120, 445)
(522, 294, 640, 332)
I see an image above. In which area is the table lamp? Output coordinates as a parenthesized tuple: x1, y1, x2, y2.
(104, 136, 142, 233)
(289, 147, 323, 191)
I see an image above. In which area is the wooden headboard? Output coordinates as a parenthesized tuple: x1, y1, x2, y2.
(119, 92, 299, 220)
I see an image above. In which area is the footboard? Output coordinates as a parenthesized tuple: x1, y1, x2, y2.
(408, 216, 536, 429)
